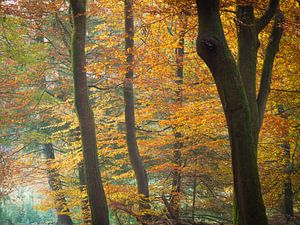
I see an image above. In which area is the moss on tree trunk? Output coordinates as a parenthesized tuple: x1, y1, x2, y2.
(195, 0, 283, 224)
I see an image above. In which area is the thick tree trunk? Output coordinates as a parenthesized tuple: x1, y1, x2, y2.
(70, 1, 109, 224)
(195, 1, 280, 224)
(234, 6, 284, 224)
(123, 0, 149, 209)
(196, 1, 283, 224)
(43, 144, 73, 225)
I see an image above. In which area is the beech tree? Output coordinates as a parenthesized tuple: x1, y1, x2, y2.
(1, 0, 299, 224)
(43, 144, 73, 225)
(70, 0, 109, 224)
(169, 10, 188, 222)
(123, 0, 150, 208)
(195, 0, 283, 224)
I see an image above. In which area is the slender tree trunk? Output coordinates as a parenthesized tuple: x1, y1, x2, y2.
(123, 0, 149, 209)
(278, 106, 294, 219)
(170, 12, 188, 223)
(170, 136, 182, 223)
(38, 37, 73, 225)
(195, 1, 283, 224)
(43, 144, 73, 225)
(73, 126, 91, 224)
(78, 161, 91, 224)
(283, 142, 294, 219)
(191, 161, 197, 223)
(70, 1, 109, 224)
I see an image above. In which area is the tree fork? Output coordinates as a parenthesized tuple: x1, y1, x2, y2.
(196, 0, 269, 224)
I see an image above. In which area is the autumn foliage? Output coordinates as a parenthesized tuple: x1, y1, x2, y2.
(0, 0, 299, 225)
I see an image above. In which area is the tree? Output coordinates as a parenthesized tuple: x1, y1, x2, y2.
(43, 143, 73, 225)
(123, 0, 150, 210)
(1, 0, 299, 224)
(169, 9, 188, 223)
(195, 0, 283, 224)
(70, 0, 109, 224)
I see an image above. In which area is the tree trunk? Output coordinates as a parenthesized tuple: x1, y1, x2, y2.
(170, 11, 188, 223)
(278, 105, 294, 219)
(123, 0, 149, 209)
(195, 0, 282, 224)
(232, 192, 239, 225)
(78, 161, 91, 224)
(191, 161, 197, 223)
(70, 1, 109, 224)
(171, 132, 182, 223)
(236, 4, 260, 142)
(283, 142, 294, 219)
(43, 144, 73, 225)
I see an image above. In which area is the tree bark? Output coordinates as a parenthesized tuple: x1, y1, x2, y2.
(78, 161, 91, 224)
(191, 161, 197, 223)
(236, 4, 259, 141)
(283, 142, 294, 219)
(170, 11, 188, 223)
(232, 192, 239, 225)
(278, 106, 294, 219)
(70, 1, 109, 224)
(171, 133, 182, 223)
(123, 0, 150, 209)
(43, 144, 73, 225)
(195, 0, 283, 224)
(257, 11, 284, 130)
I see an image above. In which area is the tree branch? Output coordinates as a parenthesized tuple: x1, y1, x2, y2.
(255, 0, 280, 33)
(88, 83, 122, 91)
(257, 11, 284, 130)
(270, 88, 300, 93)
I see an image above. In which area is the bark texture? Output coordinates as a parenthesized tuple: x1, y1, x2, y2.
(283, 142, 294, 219)
(278, 106, 294, 219)
(70, 1, 109, 224)
(257, 11, 284, 130)
(236, 4, 260, 141)
(43, 144, 73, 225)
(124, 0, 149, 208)
(170, 11, 188, 223)
(195, 0, 283, 224)
(78, 161, 91, 224)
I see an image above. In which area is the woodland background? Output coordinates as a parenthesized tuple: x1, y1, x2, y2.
(0, 0, 299, 225)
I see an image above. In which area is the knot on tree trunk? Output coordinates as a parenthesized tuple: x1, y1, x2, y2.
(198, 37, 217, 51)
(196, 36, 220, 62)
